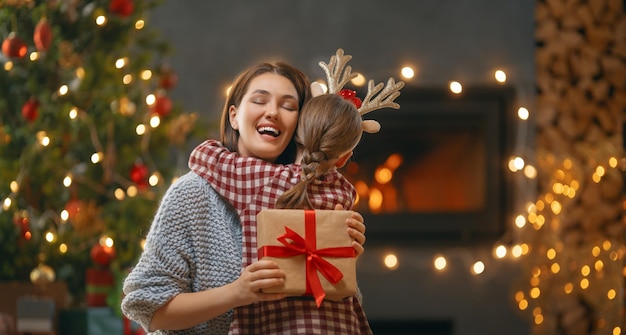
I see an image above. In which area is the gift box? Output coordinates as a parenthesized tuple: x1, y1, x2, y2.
(85, 268, 114, 307)
(257, 209, 357, 306)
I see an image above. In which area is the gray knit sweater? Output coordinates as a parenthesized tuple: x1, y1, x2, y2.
(121, 172, 242, 335)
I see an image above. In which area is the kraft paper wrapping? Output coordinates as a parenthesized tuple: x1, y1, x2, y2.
(256, 209, 356, 302)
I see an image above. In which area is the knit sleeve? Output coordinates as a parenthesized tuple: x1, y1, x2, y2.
(121, 172, 231, 332)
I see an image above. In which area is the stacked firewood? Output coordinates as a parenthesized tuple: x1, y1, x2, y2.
(532, 0, 625, 334)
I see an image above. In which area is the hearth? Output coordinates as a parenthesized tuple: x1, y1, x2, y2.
(345, 86, 516, 244)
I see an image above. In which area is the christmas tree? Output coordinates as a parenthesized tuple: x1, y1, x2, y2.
(0, 0, 200, 306)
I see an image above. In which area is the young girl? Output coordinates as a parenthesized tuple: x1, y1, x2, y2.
(189, 93, 371, 334)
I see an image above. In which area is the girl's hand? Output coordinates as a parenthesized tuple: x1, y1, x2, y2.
(334, 204, 366, 258)
(233, 260, 286, 305)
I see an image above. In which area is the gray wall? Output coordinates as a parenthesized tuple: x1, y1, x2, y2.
(150, 1, 535, 334)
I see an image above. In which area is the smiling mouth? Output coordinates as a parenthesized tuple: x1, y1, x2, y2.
(257, 126, 280, 137)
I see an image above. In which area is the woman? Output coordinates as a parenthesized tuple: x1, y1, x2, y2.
(121, 61, 368, 334)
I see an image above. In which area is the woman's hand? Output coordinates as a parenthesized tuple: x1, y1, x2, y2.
(233, 260, 286, 305)
(334, 204, 366, 258)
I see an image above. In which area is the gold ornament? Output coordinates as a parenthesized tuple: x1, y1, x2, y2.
(167, 113, 198, 146)
(29, 263, 55, 285)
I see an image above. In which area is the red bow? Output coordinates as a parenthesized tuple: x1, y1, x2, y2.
(258, 210, 355, 307)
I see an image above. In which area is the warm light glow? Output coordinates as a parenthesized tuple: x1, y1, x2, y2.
(494, 69, 506, 83)
(146, 94, 156, 106)
(546, 248, 556, 260)
(511, 245, 523, 258)
(114, 188, 126, 200)
(123, 74, 133, 84)
(595, 165, 605, 177)
(518, 299, 528, 310)
(59, 84, 69, 95)
(4, 61, 13, 71)
(514, 291, 525, 302)
(592, 246, 601, 257)
(95, 15, 107, 26)
(517, 107, 529, 120)
(514, 215, 526, 228)
(29, 52, 39, 61)
(471, 261, 485, 275)
(368, 188, 383, 212)
(385, 153, 403, 169)
(115, 57, 128, 69)
(59, 243, 68, 254)
(449, 81, 462, 94)
(63, 175, 73, 187)
(225, 85, 232, 97)
(581, 265, 591, 276)
(141, 70, 153, 80)
(3, 197, 12, 210)
(76, 67, 85, 79)
(564, 282, 574, 294)
(127, 185, 138, 197)
(351, 73, 366, 86)
(91, 152, 103, 164)
(38, 133, 50, 146)
(45, 231, 55, 243)
(608, 157, 618, 168)
(101, 236, 114, 248)
(150, 115, 161, 128)
(602, 240, 611, 251)
(580, 278, 589, 289)
(494, 245, 507, 259)
(401, 66, 415, 79)
(550, 200, 562, 215)
(140, 238, 147, 250)
(550, 262, 560, 273)
(608, 289, 617, 300)
(383, 253, 399, 270)
(60, 210, 69, 221)
(595, 260, 604, 271)
(434, 255, 447, 271)
(613, 327, 621, 335)
(529, 287, 540, 298)
(523, 165, 537, 179)
(149, 173, 160, 186)
(135, 19, 145, 29)
(69, 107, 79, 119)
(374, 167, 393, 184)
(136, 124, 146, 135)
(10, 181, 18, 193)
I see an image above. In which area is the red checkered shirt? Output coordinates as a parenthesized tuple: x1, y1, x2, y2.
(189, 140, 372, 334)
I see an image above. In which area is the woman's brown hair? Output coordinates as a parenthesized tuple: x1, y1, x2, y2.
(219, 62, 311, 165)
(275, 94, 363, 209)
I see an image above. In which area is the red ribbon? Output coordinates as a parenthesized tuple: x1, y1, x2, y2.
(258, 210, 355, 307)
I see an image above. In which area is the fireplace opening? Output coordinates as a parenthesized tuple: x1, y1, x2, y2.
(346, 86, 516, 244)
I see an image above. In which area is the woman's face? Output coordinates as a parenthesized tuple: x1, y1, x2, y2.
(228, 72, 300, 162)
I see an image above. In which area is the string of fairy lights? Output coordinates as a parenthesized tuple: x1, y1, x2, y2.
(3, 8, 624, 332)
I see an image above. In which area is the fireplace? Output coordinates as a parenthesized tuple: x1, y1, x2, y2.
(345, 85, 516, 244)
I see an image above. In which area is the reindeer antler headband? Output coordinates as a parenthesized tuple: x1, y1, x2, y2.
(314, 48, 405, 133)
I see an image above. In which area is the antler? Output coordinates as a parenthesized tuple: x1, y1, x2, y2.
(358, 77, 405, 116)
(318, 48, 357, 94)
(358, 78, 405, 133)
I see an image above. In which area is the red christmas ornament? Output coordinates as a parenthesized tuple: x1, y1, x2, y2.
(159, 70, 178, 90)
(2, 32, 27, 58)
(151, 94, 172, 117)
(109, 0, 135, 17)
(339, 89, 362, 109)
(13, 214, 31, 240)
(90, 243, 116, 267)
(34, 18, 53, 51)
(130, 162, 149, 186)
(21, 99, 39, 122)
(64, 198, 81, 220)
